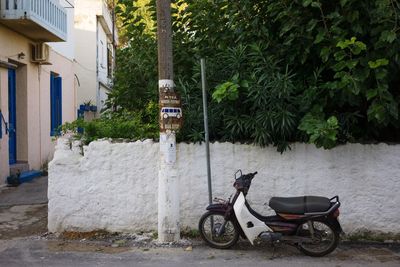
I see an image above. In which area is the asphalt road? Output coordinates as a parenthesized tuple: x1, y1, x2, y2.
(0, 237, 399, 267)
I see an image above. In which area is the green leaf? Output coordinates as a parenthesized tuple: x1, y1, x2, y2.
(388, 100, 399, 119)
(299, 113, 339, 149)
(353, 41, 366, 53)
(346, 59, 358, 69)
(314, 30, 325, 44)
(302, 0, 313, 7)
(368, 58, 389, 69)
(375, 68, 388, 79)
(334, 51, 346, 61)
(306, 19, 318, 32)
(326, 11, 340, 19)
(332, 61, 347, 71)
(327, 116, 338, 126)
(334, 71, 345, 79)
(336, 37, 365, 53)
(336, 40, 348, 49)
(367, 102, 386, 123)
(212, 81, 240, 103)
(347, 11, 359, 22)
(340, 0, 350, 7)
(353, 67, 370, 81)
(320, 47, 330, 62)
(311, 2, 321, 8)
(380, 30, 397, 43)
(240, 80, 249, 88)
(366, 89, 377, 100)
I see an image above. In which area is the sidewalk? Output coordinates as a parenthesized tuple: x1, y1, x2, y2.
(0, 176, 48, 239)
(0, 176, 48, 207)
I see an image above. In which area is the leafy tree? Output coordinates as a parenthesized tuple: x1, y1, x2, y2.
(107, 0, 400, 151)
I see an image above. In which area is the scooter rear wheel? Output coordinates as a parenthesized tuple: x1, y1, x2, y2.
(199, 211, 239, 249)
(297, 220, 339, 257)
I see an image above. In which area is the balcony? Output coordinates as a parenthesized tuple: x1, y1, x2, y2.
(0, 0, 67, 42)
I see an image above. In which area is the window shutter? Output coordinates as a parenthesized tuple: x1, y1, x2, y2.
(50, 73, 56, 136)
(55, 76, 62, 130)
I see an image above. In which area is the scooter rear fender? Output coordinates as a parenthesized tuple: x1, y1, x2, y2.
(328, 217, 344, 234)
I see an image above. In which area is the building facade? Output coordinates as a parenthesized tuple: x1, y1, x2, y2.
(74, 0, 117, 113)
(0, 0, 76, 182)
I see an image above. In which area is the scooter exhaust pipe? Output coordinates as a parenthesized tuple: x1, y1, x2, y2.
(259, 232, 282, 242)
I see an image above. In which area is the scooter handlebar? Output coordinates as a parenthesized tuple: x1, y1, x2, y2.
(245, 171, 258, 180)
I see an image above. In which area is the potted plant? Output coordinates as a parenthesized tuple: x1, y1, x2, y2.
(80, 100, 92, 111)
(90, 105, 97, 112)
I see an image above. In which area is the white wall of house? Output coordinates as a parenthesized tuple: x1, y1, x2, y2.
(0, 23, 75, 182)
(48, 0, 75, 61)
(48, 139, 400, 235)
(0, 66, 9, 180)
(74, 0, 116, 112)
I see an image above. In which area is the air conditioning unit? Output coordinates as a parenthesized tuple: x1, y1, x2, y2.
(31, 43, 50, 63)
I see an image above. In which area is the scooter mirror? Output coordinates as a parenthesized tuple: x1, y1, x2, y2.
(234, 169, 242, 180)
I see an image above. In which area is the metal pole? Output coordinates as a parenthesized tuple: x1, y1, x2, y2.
(201, 58, 212, 205)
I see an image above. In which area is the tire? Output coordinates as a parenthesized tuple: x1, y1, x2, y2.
(297, 220, 339, 257)
(199, 211, 239, 249)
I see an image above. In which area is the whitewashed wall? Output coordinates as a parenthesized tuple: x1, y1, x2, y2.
(48, 139, 400, 234)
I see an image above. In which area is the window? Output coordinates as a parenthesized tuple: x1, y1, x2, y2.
(107, 44, 113, 78)
(100, 40, 104, 68)
(50, 73, 62, 136)
(0, 110, 3, 139)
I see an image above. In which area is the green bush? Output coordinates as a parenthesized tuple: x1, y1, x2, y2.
(61, 110, 158, 145)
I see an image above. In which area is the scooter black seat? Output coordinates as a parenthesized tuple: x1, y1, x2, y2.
(269, 196, 331, 214)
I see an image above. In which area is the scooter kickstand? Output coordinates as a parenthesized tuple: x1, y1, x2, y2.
(269, 242, 278, 260)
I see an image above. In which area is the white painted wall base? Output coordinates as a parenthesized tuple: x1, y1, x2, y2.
(48, 139, 400, 234)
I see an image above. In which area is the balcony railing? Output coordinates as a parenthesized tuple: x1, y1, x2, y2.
(0, 0, 67, 42)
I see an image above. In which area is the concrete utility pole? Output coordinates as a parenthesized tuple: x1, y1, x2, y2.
(156, 0, 182, 242)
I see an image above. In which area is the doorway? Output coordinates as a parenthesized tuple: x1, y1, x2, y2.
(8, 68, 16, 165)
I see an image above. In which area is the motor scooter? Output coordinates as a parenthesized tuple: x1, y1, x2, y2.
(199, 170, 343, 257)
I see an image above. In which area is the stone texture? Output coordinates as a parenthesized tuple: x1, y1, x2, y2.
(48, 139, 400, 234)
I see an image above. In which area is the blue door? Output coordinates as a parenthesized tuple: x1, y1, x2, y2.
(8, 69, 16, 165)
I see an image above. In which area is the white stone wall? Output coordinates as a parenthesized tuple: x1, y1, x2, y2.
(48, 139, 400, 234)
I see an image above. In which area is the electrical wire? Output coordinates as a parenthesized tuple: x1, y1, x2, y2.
(63, 0, 74, 8)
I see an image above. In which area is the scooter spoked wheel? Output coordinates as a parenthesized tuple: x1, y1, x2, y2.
(199, 211, 239, 249)
(296, 220, 339, 257)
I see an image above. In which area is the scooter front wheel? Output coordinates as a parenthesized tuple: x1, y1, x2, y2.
(199, 211, 239, 249)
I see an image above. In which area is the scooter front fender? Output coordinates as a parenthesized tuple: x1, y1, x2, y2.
(206, 203, 228, 213)
(205, 203, 247, 239)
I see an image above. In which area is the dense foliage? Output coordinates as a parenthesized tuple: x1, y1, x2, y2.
(106, 0, 400, 151)
(61, 110, 158, 144)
